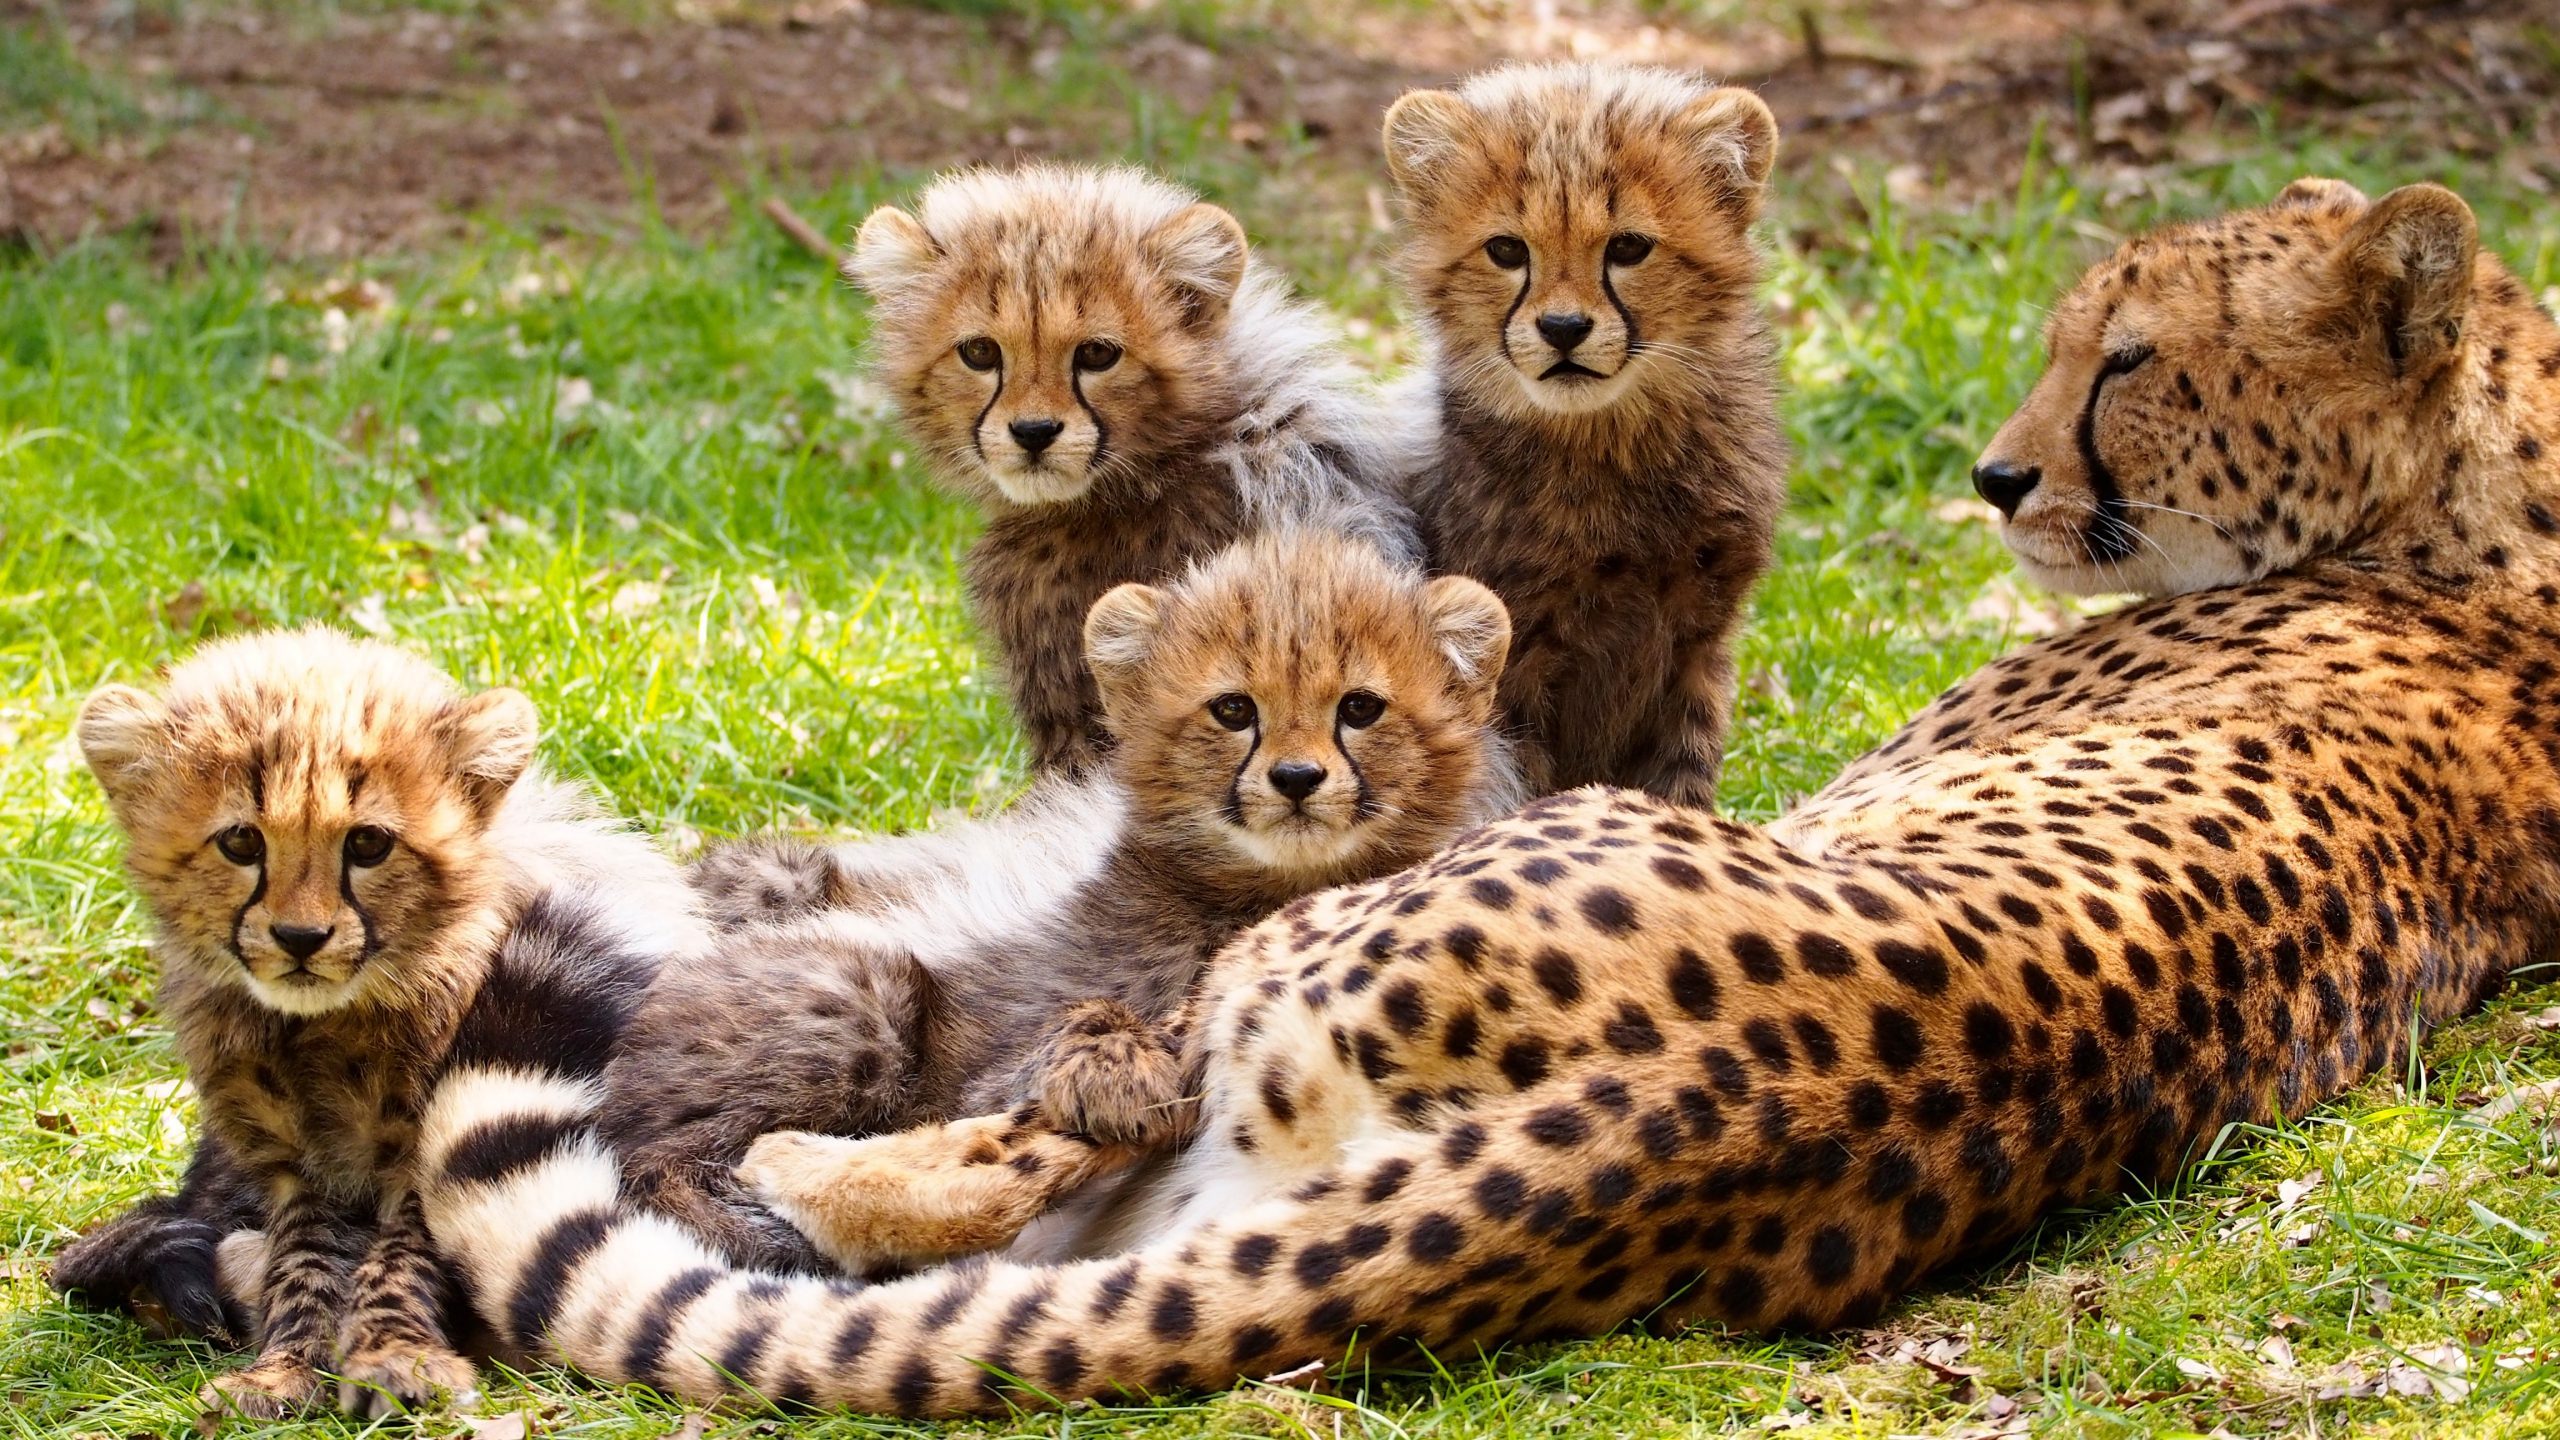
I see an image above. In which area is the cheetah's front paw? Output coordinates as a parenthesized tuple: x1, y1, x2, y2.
(202, 1356, 324, 1420)
(740, 1119, 1129, 1271)
(335, 1340, 480, 1418)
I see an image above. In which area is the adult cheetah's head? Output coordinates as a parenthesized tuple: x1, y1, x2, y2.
(1977, 179, 2486, 596)
(1383, 63, 1775, 422)
(1082, 531, 1511, 893)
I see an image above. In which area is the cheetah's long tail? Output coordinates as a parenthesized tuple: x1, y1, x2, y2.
(420, 1040, 1760, 1415)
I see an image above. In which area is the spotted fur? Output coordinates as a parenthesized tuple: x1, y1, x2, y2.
(424, 180, 2560, 1415)
(1388, 64, 1788, 806)
(855, 163, 1424, 777)
(52, 628, 703, 1416)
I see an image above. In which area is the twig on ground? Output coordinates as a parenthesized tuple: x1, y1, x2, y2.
(761, 196, 838, 266)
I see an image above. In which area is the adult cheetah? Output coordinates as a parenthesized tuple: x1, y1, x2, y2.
(421, 179, 2560, 1413)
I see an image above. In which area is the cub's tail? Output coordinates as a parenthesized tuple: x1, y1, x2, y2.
(421, 1046, 1759, 1414)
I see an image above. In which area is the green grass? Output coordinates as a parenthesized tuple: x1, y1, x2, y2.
(8, 45, 2560, 1437)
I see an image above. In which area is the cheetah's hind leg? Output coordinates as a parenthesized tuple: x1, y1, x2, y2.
(736, 1110, 1134, 1274)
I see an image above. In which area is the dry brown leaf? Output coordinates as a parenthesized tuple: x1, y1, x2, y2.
(33, 1112, 75, 1135)
(160, 580, 209, 631)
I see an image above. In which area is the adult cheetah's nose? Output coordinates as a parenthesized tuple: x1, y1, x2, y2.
(1008, 417, 1065, 456)
(1268, 760, 1326, 802)
(1971, 459, 2042, 517)
(1536, 312, 1595, 354)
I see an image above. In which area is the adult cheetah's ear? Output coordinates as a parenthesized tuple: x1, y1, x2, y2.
(1381, 89, 1472, 205)
(1681, 86, 1778, 220)
(2273, 176, 2368, 213)
(76, 683, 171, 812)
(1084, 583, 1169, 715)
(1143, 204, 1250, 331)
(437, 688, 540, 817)
(2332, 183, 2477, 378)
(1423, 576, 1511, 720)
(846, 206, 940, 297)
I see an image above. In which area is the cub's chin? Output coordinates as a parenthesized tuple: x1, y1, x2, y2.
(983, 460, 1099, 508)
(1226, 818, 1371, 881)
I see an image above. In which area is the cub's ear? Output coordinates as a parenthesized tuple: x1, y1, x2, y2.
(1381, 89, 1474, 204)
(1681, 86, 1778, 219)
(1423, 575, 1512, 719)
(438, 688, 540, 815)
(846, 206, 940, 296)
(2332, 183, 2477, 377)
(1143, 203, 1249, 330)
(77, 683, 171, 811)
(1084, 583, 1169, 714)
(2273, 176, 2368, 212)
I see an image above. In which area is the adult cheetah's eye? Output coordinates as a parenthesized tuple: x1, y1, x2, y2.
(1074, 339, 1122, 373)
(1208, 693, 1257, 731)
(1604, 233, 1655, 266)
(1484, 236, 1530, 270)
(1337, 691, 1386, 729)
(956, 337, 1001, 371)
(2102, 343, 2155, 378)
(344, 825, 394, 868)
(214, 826, 265, 865)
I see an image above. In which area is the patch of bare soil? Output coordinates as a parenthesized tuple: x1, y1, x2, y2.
(0, 0, 2549, 258)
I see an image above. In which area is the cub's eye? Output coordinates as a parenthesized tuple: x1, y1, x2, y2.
(956, 337, 1001, 371)
(1208, 693, 1257, 731)
(1604, 233, 1655, 266)
(1336, 691, 1386, 729)
(344, 825, 394, 867)
(1483, 235, 1530, 270)
(214, 826, 265, 865)
(1074, 339, 1123, 372)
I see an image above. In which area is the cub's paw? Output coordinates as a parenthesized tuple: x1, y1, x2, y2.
(335, 1341, 481, 1418)
(1036, 1000, 1192, 1145)
(202, 1356, 324, 1420)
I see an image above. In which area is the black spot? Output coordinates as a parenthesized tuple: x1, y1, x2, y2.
(1806, 1226, 1858, 1286)
(1605, 1003, 1665, 1053)
(1731, 932, 1784, 983)
(1667, 949, 1722, 1019)
(1797, 932, 1859, 977)
(1870, 1006, 1926, 1069)
(1579, 888, 1639, 935)
(1962, 1003, 2015, 1060)
(1524, 1105, 1591, 1147)
(1408, 1213, 1465, 1263)
(1875, 941, 1950, 995)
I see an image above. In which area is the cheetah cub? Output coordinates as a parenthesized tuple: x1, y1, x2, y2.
(853, 163, 1422, 778)
(483, 531, 1519, 1275)
(51, 628, 701, 1417)
(1385, 63, 1789, 807)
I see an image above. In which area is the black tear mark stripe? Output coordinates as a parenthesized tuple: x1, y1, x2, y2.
(339, 854, 381, 964)
(2077, 353, 2148, 565)
(1071, 367, 1109, 475)
(1598, 265, 1640, 355)
(1334, 717, 1378, 822)
(1498, 263, 1533, 371)
(228, 857, 269, 969)
(1224, 725, 1264, 827)
(971, 358, 1006, 466)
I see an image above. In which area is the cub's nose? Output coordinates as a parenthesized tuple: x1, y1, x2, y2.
(1536, 312, 1595, 354)
(1008, 417, 1065, 456)
(1268, 760, 1326, 801)
(1971, 459, 2043, 517)
(270, 923, 334, 961)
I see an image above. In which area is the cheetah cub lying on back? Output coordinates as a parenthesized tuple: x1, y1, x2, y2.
(1387, 64, 1789, 807)
(855, 164, 1422, 778)
(590, 530, 1522, 1272)
(51, 629, 704, 1417)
